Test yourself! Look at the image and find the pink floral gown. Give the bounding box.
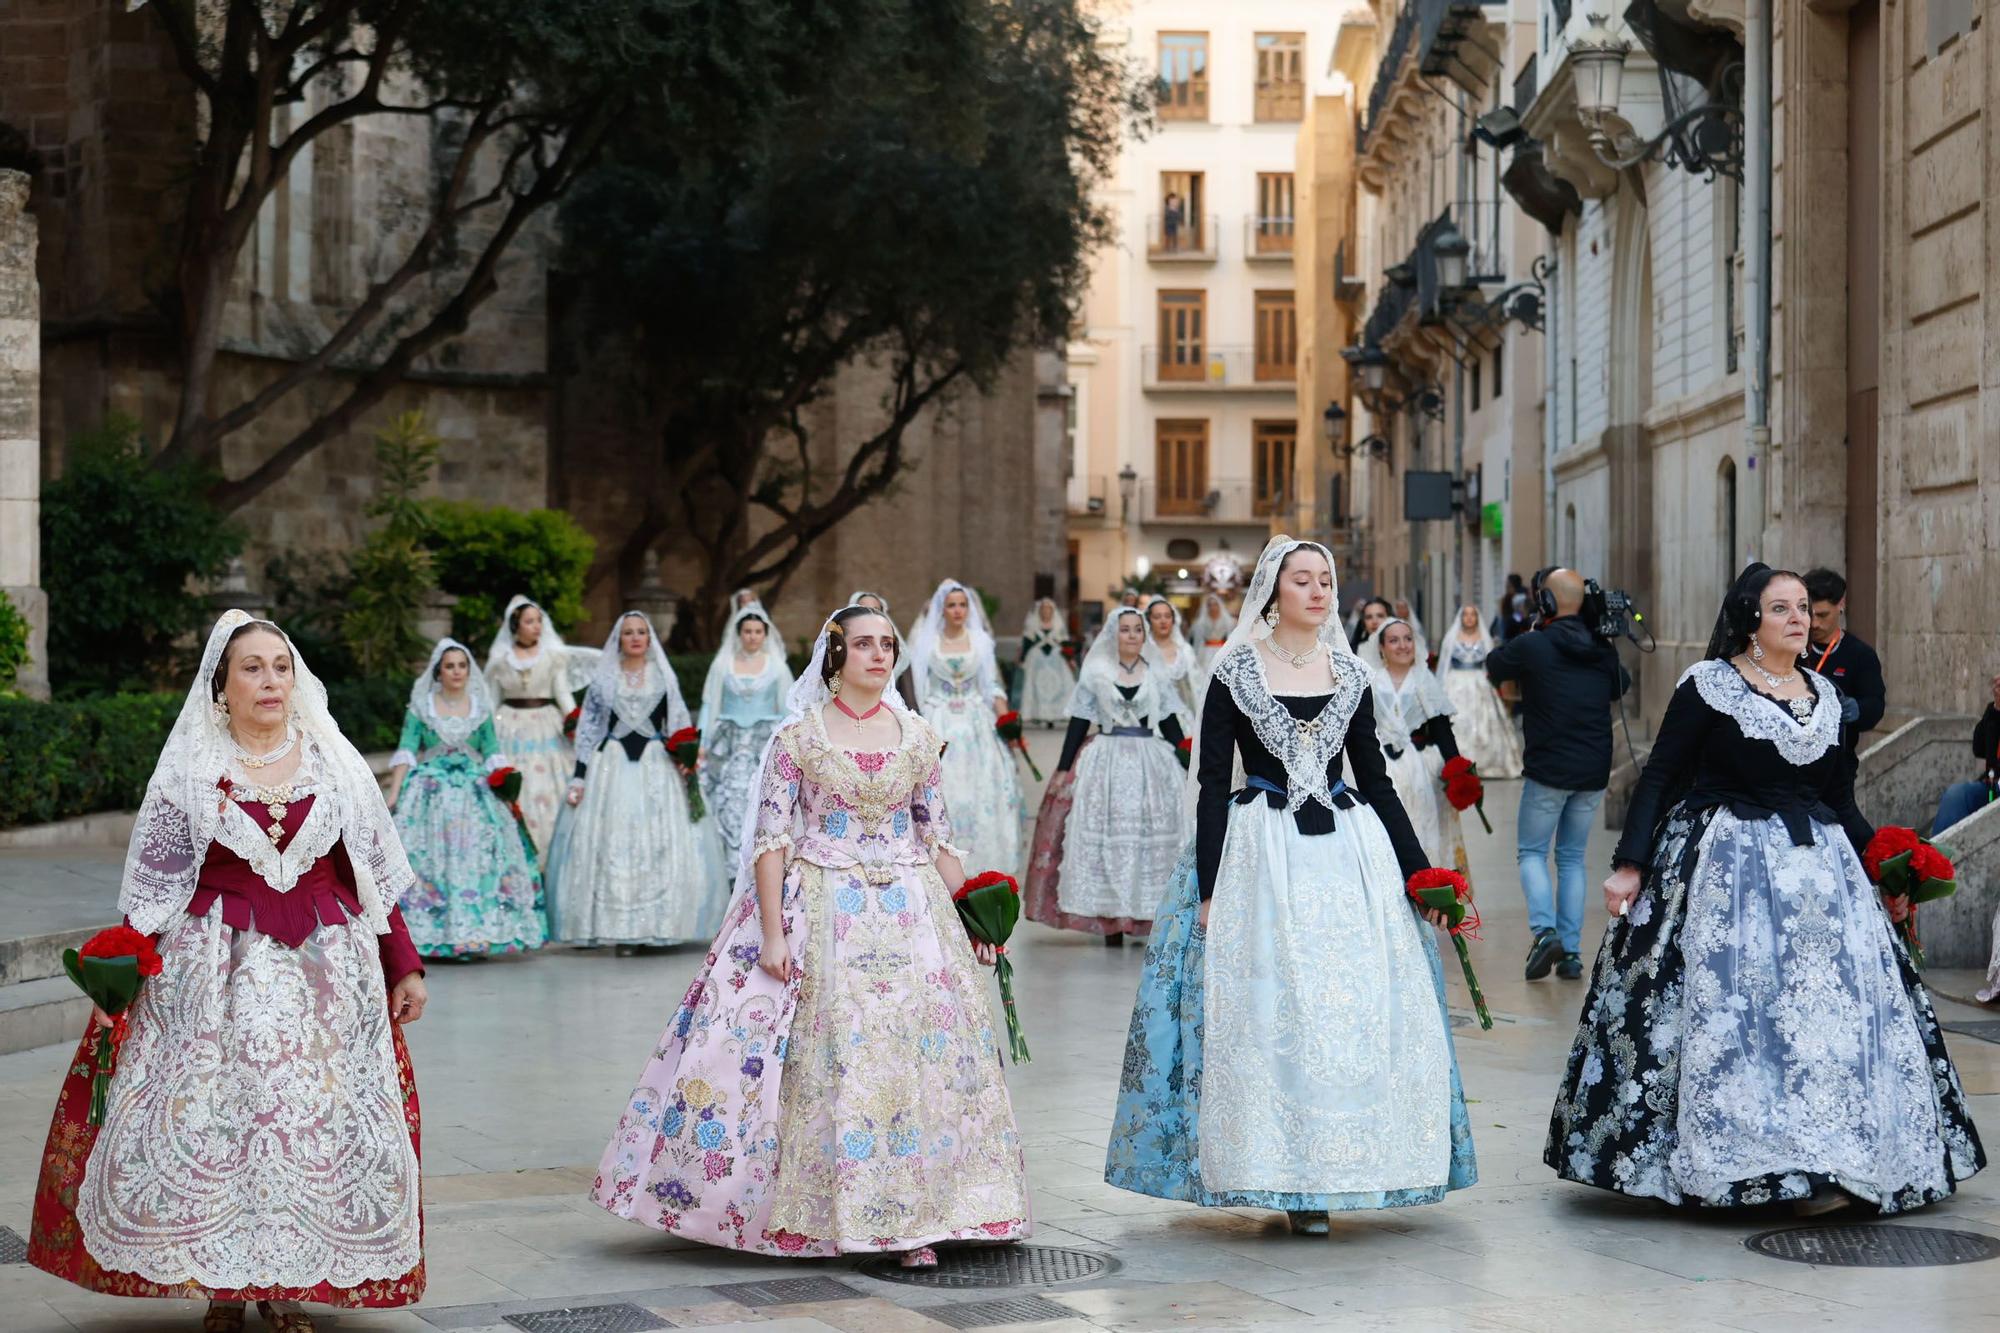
[590,708,1031,1256]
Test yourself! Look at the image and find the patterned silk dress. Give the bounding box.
[590,708,1031,1256]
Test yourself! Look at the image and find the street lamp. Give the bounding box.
[1117,463,1138,520]
[1321,401,1348,450]
[1570,16,1631,125]
[1431,220,1471,296]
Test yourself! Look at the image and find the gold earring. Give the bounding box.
[829,675,842,696]
[1263,607,1280,629]
[211,696,230,728]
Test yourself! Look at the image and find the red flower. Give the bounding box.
[1862,826,1921,883]
[80,926,163,978]
[957,869,1020,901]
[1407,867,1472,900]
[486,766,519,790]
[995,710,1021,728]
[665,727,701,751]
[1441,755,1476,781]
[1911,844,1956,884]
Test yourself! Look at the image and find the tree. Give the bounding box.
[560,0,1150,647]
[341,412,441,674]
[135,0,868,511]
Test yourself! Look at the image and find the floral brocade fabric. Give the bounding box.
[590,712,1030,1255]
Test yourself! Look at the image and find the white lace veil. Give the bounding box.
[573,610,691,763]
[1358,617,1453,749]
[1142,595,1196,675]
[1184,536,1359,813]
[1450,604,1494,653]
[121,610,411,937]
[1070,606,1180,728]
[1022,598,1063,640]
[486,594,592,710]
[908,579,1002,711]
[700,602,792,728]
[1190,592,1232,644]
[392,637,491,767]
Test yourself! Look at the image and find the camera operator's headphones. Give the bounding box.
[1535,585,1558,621]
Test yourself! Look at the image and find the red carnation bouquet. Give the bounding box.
[486,765,527,828]
[1441,756,1491,833]
[665,726,706,820]
[1862,825,1957,966]
[994,710,1044,782]
[1406,869,1492,1029]
[1175,736,1193,770]
[954,870,1030,1063]
[62,926,164,1125]
[562,706,581,740]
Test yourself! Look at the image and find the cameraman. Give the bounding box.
[1485,568,1631,981]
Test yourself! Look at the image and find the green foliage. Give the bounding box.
[0,590,29,692]
[41,415,243,696]
[261,552,361,683]
[324,675,411,754]
[421,502,596,647]
[0,693,181,829]
[341,414,441,676]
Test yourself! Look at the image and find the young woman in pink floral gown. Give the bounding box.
[590,606,1030,1267]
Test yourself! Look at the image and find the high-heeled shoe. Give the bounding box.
[256,1302,316,1331]
[1285,1209,1330,1236]
[202,1303,245,1333]
[898,1245,941,1268]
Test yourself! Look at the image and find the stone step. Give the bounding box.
[0,924,112,986]
[0,974,91,1056]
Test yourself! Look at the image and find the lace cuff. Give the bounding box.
[485,753,511,774]
[927,835,968,861]
[752,832,794,860]
[388,749,416,771]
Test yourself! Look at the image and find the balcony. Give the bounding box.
[1138,479,1281,527]
[1244,214,1296,262]
[1418,0,1507,95]
[1066,472,1109,519]
[1146,213,1219,262]
[1142,345,1296,391]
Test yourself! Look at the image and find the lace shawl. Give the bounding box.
[1683,658,1841,767]
[1209,644,1370,817]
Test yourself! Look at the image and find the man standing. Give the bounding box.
[1485,569,1630,981]
[1803,568,1885,754]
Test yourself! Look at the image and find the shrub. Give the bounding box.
[41,416,243,696]
[0,589,29,692]
[324,675,410,754]
[422,503,595,648]
[0,693,182,829]
[342,413,440,676]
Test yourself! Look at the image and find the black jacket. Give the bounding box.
[1484,615,1631,790]
[1809,632,1885,752]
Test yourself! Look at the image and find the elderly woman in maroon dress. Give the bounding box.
[28,611,428,1333]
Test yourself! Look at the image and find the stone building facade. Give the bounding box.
[1,0,1064,662]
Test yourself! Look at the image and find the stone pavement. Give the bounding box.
[1,726,1997,1332]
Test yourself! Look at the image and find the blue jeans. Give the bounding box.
[1933,781,1994,836]
[1516,779,1603,955]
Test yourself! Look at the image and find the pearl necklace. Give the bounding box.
[1261,635,1323,668]
[1741,655,1814,722]
[233,724,297,770]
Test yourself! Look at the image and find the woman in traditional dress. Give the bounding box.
[1361,618,1471,878]
[1439,605,1524,778]
[1017,597,1074,727]
[386,638,546,958]
[1024,607,1187,945]
[545,611,728,950]
[1549,564,1985,1215]
[849,590,912,700]
[698,603,794,864]
[1143,595,1200,715]
[1190,592,1233,674]
[591,605,1031,1267]
[1350,595,1393,650]
[1105,537,1476,1234]
[28,612,428,1331]
[485,596,586,868]
[909,579,1025,875]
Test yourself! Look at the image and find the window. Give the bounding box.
[1493,342,1504,398]
[1157,290,1207,381]
[1155,419,1210,515]
[1253,290,1297,381]
[1563,503,1578,568]
[1254,172,1296,255]
[1254,33,1305,122]
[1471,359,1482,411]
[1719,457,1738,581]
[1253,421,1297,516]
[1166,538,1201,561]
[1155,170,1206,254]
[1158,32,1209,121]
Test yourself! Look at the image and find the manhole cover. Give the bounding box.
[1943,1021,2000,1045]
[858,1243,1118,1288]
[1747,1224,2000,1267]
[504,1305,672,1333]
[0,1225,26,1265]
[707,1276,864,1307]
[924,1294,1079,1328]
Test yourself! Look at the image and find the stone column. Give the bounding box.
[0,170,48,699]
[623,549,680,645]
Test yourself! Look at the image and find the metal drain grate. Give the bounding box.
[923,1294,1079,1328]
[0,1225,27,1265]
[706,1275,864,1307]
[1943,1021,2000,1045]
[1747,1224,2000,1267]
[504,1304,673,1333]
[858,1243,1118,1288]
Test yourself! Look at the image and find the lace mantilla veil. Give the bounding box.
[486,594,597,707]
[1357,616,1454,751]
[572,610,692,764]
[121,610,412,937]
[1185,535,1362,815]
[700,601,792,728]
[389,636,497,770]
[908,579,1003,710]
[1069,605,1181,728]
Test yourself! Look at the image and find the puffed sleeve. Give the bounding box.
[1345,689,1430,882]
[1194,674,1236,901]
[1611,676,1716,870]
[471,715,508,772]
[911,725,966,861]
[388,709,423,772]
[751,725,807,861]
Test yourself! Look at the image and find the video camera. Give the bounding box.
[1530,567,1645,644]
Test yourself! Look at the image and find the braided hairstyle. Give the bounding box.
[1704,562,1807,660]
[820,605,900,687]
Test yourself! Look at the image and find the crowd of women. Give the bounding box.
[25,540,1985,1329]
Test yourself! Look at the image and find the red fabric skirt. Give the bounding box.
[1022,755,1150,938]
[27,1023,426,1307]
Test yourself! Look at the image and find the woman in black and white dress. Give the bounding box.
[1548,564,1984,1214]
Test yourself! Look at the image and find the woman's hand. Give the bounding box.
[90,1004,114,1030]
[1197,898,1211,930]
[1882,892,1912,924]
[973,940,999,967]
[566,780,585,807]
[389,974,428,1025]
[759,931,796,983]
[1604,865,1642,918]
